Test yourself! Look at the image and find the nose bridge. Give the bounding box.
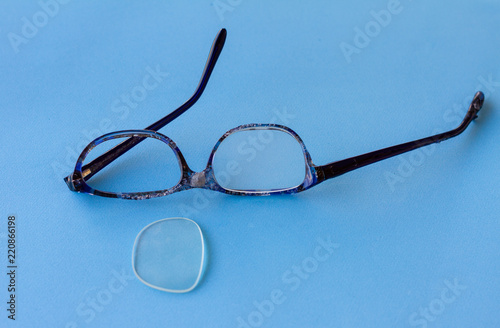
[188,170,207,188]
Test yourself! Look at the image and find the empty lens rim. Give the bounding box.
[72,130,188,199]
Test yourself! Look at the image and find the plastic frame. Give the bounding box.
[64,28,486,199]
[65,124,320,199]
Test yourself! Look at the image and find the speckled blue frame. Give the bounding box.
[64,28,486,200]
[65,124,319,199]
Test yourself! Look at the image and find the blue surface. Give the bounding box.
[1,1,499,327]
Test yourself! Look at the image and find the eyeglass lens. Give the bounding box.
[212,128,306,191]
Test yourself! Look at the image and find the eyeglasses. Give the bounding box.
[64,29,485,200]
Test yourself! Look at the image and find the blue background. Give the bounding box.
[1,1,499,327]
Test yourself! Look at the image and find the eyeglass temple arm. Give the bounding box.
[318,91,484,181]
[65,28,227,184]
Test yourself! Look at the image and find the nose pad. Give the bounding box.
[189,171,206,188]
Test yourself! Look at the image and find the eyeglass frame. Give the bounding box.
[64,28,485,199]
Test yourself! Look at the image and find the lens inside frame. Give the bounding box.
[212,127,307,191]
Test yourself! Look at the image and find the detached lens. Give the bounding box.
[132,218,205,293]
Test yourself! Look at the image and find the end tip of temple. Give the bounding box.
[471,91,485,120]
[211,28,227,56]
[218,28,227,42]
